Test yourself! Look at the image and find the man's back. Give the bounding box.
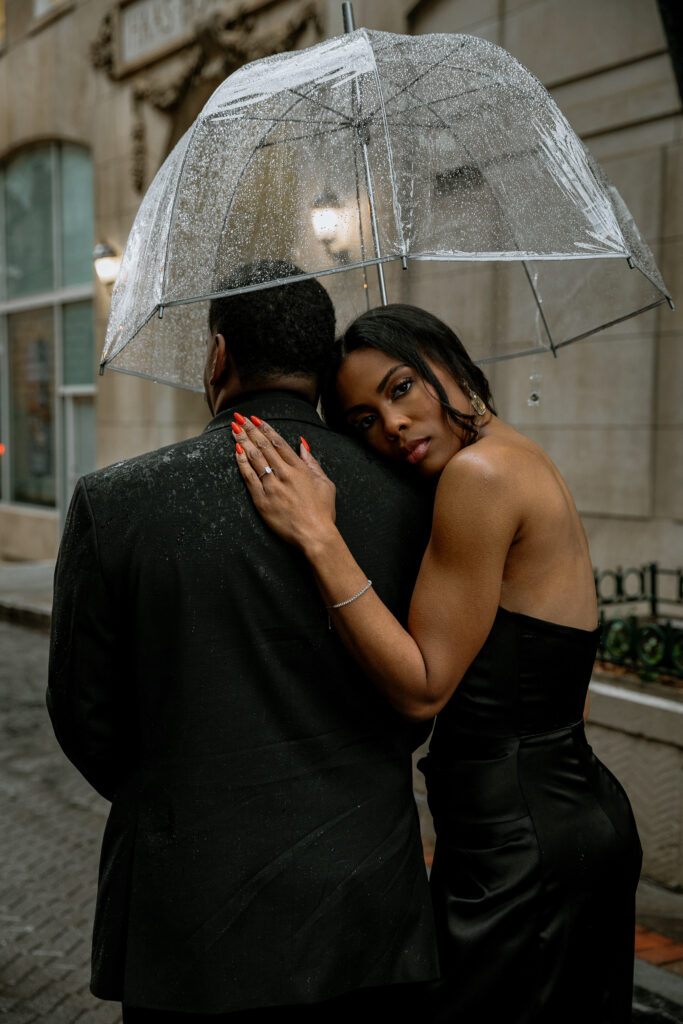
[48,390,437,1015]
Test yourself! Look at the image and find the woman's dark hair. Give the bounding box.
[320,304,495,445]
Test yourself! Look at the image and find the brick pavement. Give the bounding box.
[0,621,120,1023]
[636,928,683,976]
[3,617,683,1022]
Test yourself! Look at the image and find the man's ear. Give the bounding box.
[209,333,228,385]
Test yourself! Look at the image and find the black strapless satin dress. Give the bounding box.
[420,607,642,1024]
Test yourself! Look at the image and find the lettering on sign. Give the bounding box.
[120,0,226,67]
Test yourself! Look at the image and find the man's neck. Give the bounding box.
[213,376,317,415]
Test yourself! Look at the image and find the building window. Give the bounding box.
[8,308,55,505]
[5,147,54,299]
[0,143,95,509]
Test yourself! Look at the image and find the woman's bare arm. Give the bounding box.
[234,417,519,720]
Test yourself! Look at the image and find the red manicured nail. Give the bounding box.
[231,421,242,434]
[235,443,244,455]
[250,415,263,427]
[234,412,247,424]
[300,436,310,452]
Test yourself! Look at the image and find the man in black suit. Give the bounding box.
[47,262,438,1022]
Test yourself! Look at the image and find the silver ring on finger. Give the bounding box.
[257,466,273,480]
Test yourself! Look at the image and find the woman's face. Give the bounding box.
[335,347,471,477]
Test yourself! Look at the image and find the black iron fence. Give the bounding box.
[595,564,683,681]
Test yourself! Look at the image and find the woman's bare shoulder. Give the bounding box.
[429,437,524,544]
[439,431,535,495]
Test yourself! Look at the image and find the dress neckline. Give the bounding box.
[497,605,600,637]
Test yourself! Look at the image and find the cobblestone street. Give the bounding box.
[0,621,120,1023]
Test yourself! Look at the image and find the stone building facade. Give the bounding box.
[0,0,680,573]
[404,0,682,580]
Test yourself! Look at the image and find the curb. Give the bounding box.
[634,959,683,1022]
[0,600,51,632]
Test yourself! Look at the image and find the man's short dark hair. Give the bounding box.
[208,260,335,385]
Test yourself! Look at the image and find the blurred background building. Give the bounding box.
[0,0,680,573]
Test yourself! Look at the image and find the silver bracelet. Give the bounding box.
[327,580,373,610]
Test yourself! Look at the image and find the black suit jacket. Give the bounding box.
[47,390,438,1014]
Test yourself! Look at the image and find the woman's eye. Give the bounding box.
[354,414,376,433]
[392,377,413,398]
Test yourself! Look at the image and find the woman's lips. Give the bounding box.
[405,439,430,465]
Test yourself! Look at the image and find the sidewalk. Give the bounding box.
[2,561,683,1021]
[0,560,53,630]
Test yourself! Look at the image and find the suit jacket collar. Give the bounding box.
[204,389,324,436]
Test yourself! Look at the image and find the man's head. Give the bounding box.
[204,260,335,415]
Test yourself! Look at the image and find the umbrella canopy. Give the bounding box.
[101,27,671,391]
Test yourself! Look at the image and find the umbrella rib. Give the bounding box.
[368,40,407,264]
[228,45,486,154]
[100,304,160,369]
[475,344,552,366]
[206,114,343,124]
[256,122,354,149]
[555,296,669,348]
[414,92,580,346]
[307,46,480,135]
[101,362,206,394]
[419,95,543,270]
[213,81,335,287]
[377,79,537,135]
[316,42,504,256]
[619,250,673,304]
[380,85,508,123]
[286,86,353,125]
[352,103,371,307]
[376,45,498,118]
[159,114,210,307]
[109,31,672,384]
[521,260,557,353]
[159,255,407,309]
[375,44,474,112]
[205,80,352,127]
[213,64,493,139]
[209,46,502,293]
[351,29,388,302]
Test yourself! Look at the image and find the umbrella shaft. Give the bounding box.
[342,2,355,33]
[344,5,388,307]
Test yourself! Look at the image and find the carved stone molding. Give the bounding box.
[91,1,323,193]
[90,9,115,74]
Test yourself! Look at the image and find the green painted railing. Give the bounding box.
[594,564,683,681]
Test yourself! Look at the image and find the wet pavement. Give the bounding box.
[1,601,683,1021]
[0,562,53,631]
[0,620,119,1023]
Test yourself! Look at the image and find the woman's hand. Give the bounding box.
[233,415,337,554]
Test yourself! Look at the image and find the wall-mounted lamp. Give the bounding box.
[93,242,122,285]
[311,191,353,264]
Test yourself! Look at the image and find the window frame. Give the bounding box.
[0,141,95,512]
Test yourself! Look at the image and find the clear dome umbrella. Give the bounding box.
[100,8,672,392]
